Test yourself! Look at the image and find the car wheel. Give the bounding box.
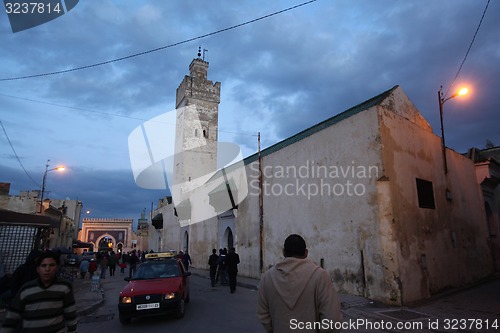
[175,298,185,318]
[119,314,131,325]
[185,291,190,303]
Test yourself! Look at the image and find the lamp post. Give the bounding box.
[39,160,65,214]
[438,86,468,174]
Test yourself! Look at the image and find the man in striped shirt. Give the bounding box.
[1,250,77,333]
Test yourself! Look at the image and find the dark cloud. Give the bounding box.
[1,0,499,219]
[0,165,167,220]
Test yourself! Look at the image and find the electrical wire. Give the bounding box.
[0,0,317,82]
[444,0,490,98]
[0,92,154,122]
[0,120,41,188]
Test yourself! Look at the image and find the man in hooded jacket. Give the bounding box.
[257,234,342,332]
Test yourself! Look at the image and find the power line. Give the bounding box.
[0,120,41,188]
[0,0,317,82]
[0,92,153,122]
[445,0,490,98]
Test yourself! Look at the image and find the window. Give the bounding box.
[194,129,198,137]
[416,178,435,209]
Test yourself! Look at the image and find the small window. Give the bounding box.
[416,178,435,209]
[203,129,208,138]
[194,129,198,137]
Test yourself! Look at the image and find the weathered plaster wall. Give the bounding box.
[232,107,398,301]
[377,88,493,304]
[157,204,181,252]
[0,193,37,214]
[184,215,219,268]
[230,160,264,278]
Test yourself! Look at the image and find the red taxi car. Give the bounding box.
[118,252,191,324]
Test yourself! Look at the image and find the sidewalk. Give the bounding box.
[188,268,500,332]
[71,275,104,317]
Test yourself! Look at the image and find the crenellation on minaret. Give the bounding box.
[176,59,220,109]
[189,58,208,80]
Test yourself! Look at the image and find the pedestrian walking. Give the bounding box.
[257,234,343,333]
[183,251,192,271]
[119,257,127,275]
[100,255,109,279]
[120,253,129,274]
[88,258,97,278]
[128,250,139,278]
[1,250,78,333]
[79,258,89,279]
[208,248,219,287]
[226,247,240,293]
[216,248,227,286]
[108,251,117,276]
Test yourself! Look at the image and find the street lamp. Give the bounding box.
[438,86,468,174]
[39,160,65,214]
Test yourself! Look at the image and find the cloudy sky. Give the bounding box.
[0,0,499,224]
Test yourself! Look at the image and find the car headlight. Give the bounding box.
[120,296,132,304]
[164,293,176,300]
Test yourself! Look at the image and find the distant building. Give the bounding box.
[136,209,149,251]
[0,183,82,273]
[79,218,135,254]
[150,57,494,305]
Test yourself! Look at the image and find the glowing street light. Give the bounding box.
[39,160,65,214]
[438,86,469,174]
[457,87,469,96]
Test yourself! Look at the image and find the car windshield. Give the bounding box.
[133,261,180,280]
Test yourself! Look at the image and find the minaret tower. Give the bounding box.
[173,48,221,196]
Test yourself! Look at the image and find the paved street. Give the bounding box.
[77,270,262,333]
[75,268,500,332]
[1,268,499,332]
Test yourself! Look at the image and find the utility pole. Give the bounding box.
[258,132,264,273]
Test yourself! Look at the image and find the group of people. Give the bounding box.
[208,247,240,293]
[77,251,116,280]
[77,249,194,281]
[78,250,141,280]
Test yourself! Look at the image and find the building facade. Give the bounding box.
[149,58,495,305]
[0,183,82,274]
[79,218,135,254]
[0,183,81,249]
[136,209,149,251]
